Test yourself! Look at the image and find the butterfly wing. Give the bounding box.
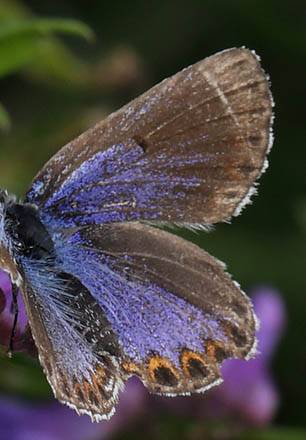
[19,259,124,421]
[26,48,273,228]
[52,222,257,396]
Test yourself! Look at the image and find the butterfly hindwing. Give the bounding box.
[52,222,257,396]
[26,48,272,228]
[19,259,124,421]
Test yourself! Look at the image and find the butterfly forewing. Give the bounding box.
[26,48,273,228]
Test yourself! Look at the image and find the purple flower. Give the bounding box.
[0,270,35,355]
[0,378,145,440]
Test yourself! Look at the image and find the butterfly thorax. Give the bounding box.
[0,190,54,284]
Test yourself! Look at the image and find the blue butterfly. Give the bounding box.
[0,48,273,421]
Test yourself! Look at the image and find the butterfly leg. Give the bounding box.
[8,283,19,357]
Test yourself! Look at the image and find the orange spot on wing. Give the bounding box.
[83,380,94,397]
[206,341,216,359]
[95,366,105,381]
[148,356,178,382]
[90,372,101,391]
[180,350,207,376]
[121,360,140,374]
[205,339,228,363]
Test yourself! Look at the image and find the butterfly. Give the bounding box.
[0,47,273,421]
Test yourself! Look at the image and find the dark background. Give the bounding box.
[1,0,306,437]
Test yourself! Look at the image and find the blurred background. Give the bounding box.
[0,1,305,439]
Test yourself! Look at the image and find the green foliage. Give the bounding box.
[0,1,94,129]
[0,18,93,78]
[242,428,306,440]
[0,103,10,131]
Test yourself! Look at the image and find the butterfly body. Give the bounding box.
[0,48,273,421]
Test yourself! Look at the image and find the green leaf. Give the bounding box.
[0,18,94,41]
[0,32,40,77]
[0,103,11,131]
[0,0,32,22]
[0,19,94,78]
